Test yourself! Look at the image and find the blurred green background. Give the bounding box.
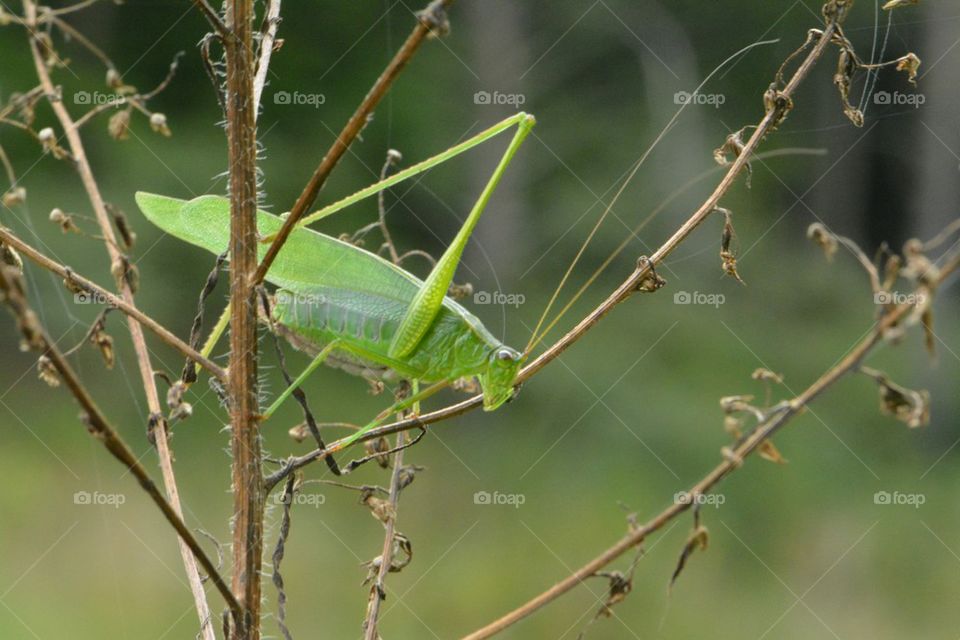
[1,1,959,638]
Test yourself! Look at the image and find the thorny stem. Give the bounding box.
[252,0,455,286]
[223,0,263,637]
[22,3,218,637]
[0,266,242,622]
[263,6,844,488]
[0,227,228,381]
[460,248,960,640]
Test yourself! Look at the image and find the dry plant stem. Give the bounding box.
[252,0,455,286]
[0,267,242,622]
[264,12,842,487]
[0,227,227,381]
[363,432,407,640]
[223,0,263,637]
[22,3,217,636]
[252,0,281,116]
[461,250,960,640]
[192,0,227,34]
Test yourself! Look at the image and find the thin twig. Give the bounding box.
[252,0,454,286]
[460,248,960,640]
[23,4,219,636]
[192,0,227,35]
[272,475,296,640]
[253,0,281,118]
[363,430,407,640]
[0,226,227,381]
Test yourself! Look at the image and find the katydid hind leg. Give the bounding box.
[388,114,536,360]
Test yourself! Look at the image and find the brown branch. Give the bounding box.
[0,226,227,381]
[22,4,219,637]
[223,0,263,637]
[460,247,960,640]
[251,0,454,286]
[0,265,242,622]
[192,0,227,35]
[263,5,843,488]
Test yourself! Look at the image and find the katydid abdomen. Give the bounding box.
[271,285,497,386]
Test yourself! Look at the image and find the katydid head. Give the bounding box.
[479,345,524,411]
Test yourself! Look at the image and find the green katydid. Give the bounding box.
[136,112,536,451]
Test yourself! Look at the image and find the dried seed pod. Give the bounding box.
[90,325,115,369]
[807,222,838,261]
[896,53,921,85]
[670,524,709,587]
[149,112,171,137]
[361,488,396,524]
[0,242,22,270]
[758,440,787,464]
[751,368,784,384]
[108,109,131,140]
[719,395,754,414]
[49,208,80,234]
[2,186,26,207]
[37,355,60,387]
[288,423,309,442]
[109,205,136,249]
[717,208,746,284]
[364,436,392,469]
[877,377,930,428]
[111,255,139,293]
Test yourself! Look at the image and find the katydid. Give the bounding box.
[136,113,535,449]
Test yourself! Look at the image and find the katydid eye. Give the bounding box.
[496,348,516,362]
